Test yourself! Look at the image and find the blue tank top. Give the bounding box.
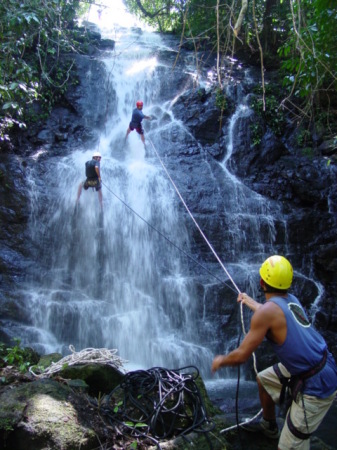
[269,294,337,398]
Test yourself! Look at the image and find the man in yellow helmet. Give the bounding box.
[211,255,337,449]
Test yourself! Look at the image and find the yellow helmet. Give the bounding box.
[259,255,293,290]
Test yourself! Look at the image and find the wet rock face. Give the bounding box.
[171,84,337,357]
[1,29,337,361]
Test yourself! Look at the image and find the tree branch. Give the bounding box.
[233,0,248,37]
[135,0,167,19]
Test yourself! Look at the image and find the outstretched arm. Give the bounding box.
[211,304,272,372]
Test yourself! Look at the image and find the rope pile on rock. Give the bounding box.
[30,345,126,377]
[100,366,215,449]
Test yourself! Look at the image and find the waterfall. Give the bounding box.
[6,2,322,385]
[13,4,213,376]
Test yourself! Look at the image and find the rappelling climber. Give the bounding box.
[211,255,337,449]
[76,151,103,209]
[125,100,151,145]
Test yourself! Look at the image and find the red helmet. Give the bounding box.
[136,101,143,108]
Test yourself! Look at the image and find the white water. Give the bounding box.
[11,3,215,376]
[7,1,322,383]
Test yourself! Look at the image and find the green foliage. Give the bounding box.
[278,0,337,131]
[250,122,263,146]
[215,87,227,111]
[0,418,15,432]
[114,400,123,413]
[250,85,286,139]
[296,129,312,147]
[0,338,31,373]
[125,421,148,428]
[0,0,86,142]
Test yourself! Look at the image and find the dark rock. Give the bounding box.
[0,379,98,450]
[172,88,225,144]
[60,364,124,396]
[318,139,337,156]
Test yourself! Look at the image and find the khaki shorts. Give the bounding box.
[258,364,337,450]
[83,179,102,191]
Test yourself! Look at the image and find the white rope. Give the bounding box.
[149,137,261,417]
[30,345,127,377]
[148,138,241,295]
[220,408,263,433]
[239,301,258,375]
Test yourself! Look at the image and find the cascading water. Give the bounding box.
[13,4,214,375]
[2,5,334,446]
[7,2,322,387]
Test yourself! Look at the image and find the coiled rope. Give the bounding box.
[29,345,126,377]
[100,366,215,449]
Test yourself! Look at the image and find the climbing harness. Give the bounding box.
[274,349,327,407]
[99,366,215,449]
[273,349,328,438]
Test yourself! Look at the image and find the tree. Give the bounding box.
[279,0,337,134]
[0,0,85,144]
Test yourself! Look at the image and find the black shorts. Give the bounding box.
[83,179,102,191]
[129,122,144,135]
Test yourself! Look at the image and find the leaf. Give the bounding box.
[3,102,18,110]
[124,422,148,428]
[18,83,28,92]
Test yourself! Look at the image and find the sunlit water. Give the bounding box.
[6,4,332,446]
[6,1,323,393]
[11,2,214,377]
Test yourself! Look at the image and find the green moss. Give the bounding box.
[38,353,63,369]
[0,417,15,432]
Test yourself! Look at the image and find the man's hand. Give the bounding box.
[238,292,261,312]
[211,355,225,373]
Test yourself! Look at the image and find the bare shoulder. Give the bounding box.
[252,301,282,324]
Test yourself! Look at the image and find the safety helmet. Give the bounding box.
[259,255,293,290]
[136,101,143,108]
[93,151,101,158]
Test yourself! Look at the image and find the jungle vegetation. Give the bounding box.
[0,0,90,144]
[1,0,336,145]
[124,0,337,142]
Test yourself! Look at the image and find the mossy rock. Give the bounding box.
[38,352,63,369]
[59,363,124,396]
[0,378,98,450]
